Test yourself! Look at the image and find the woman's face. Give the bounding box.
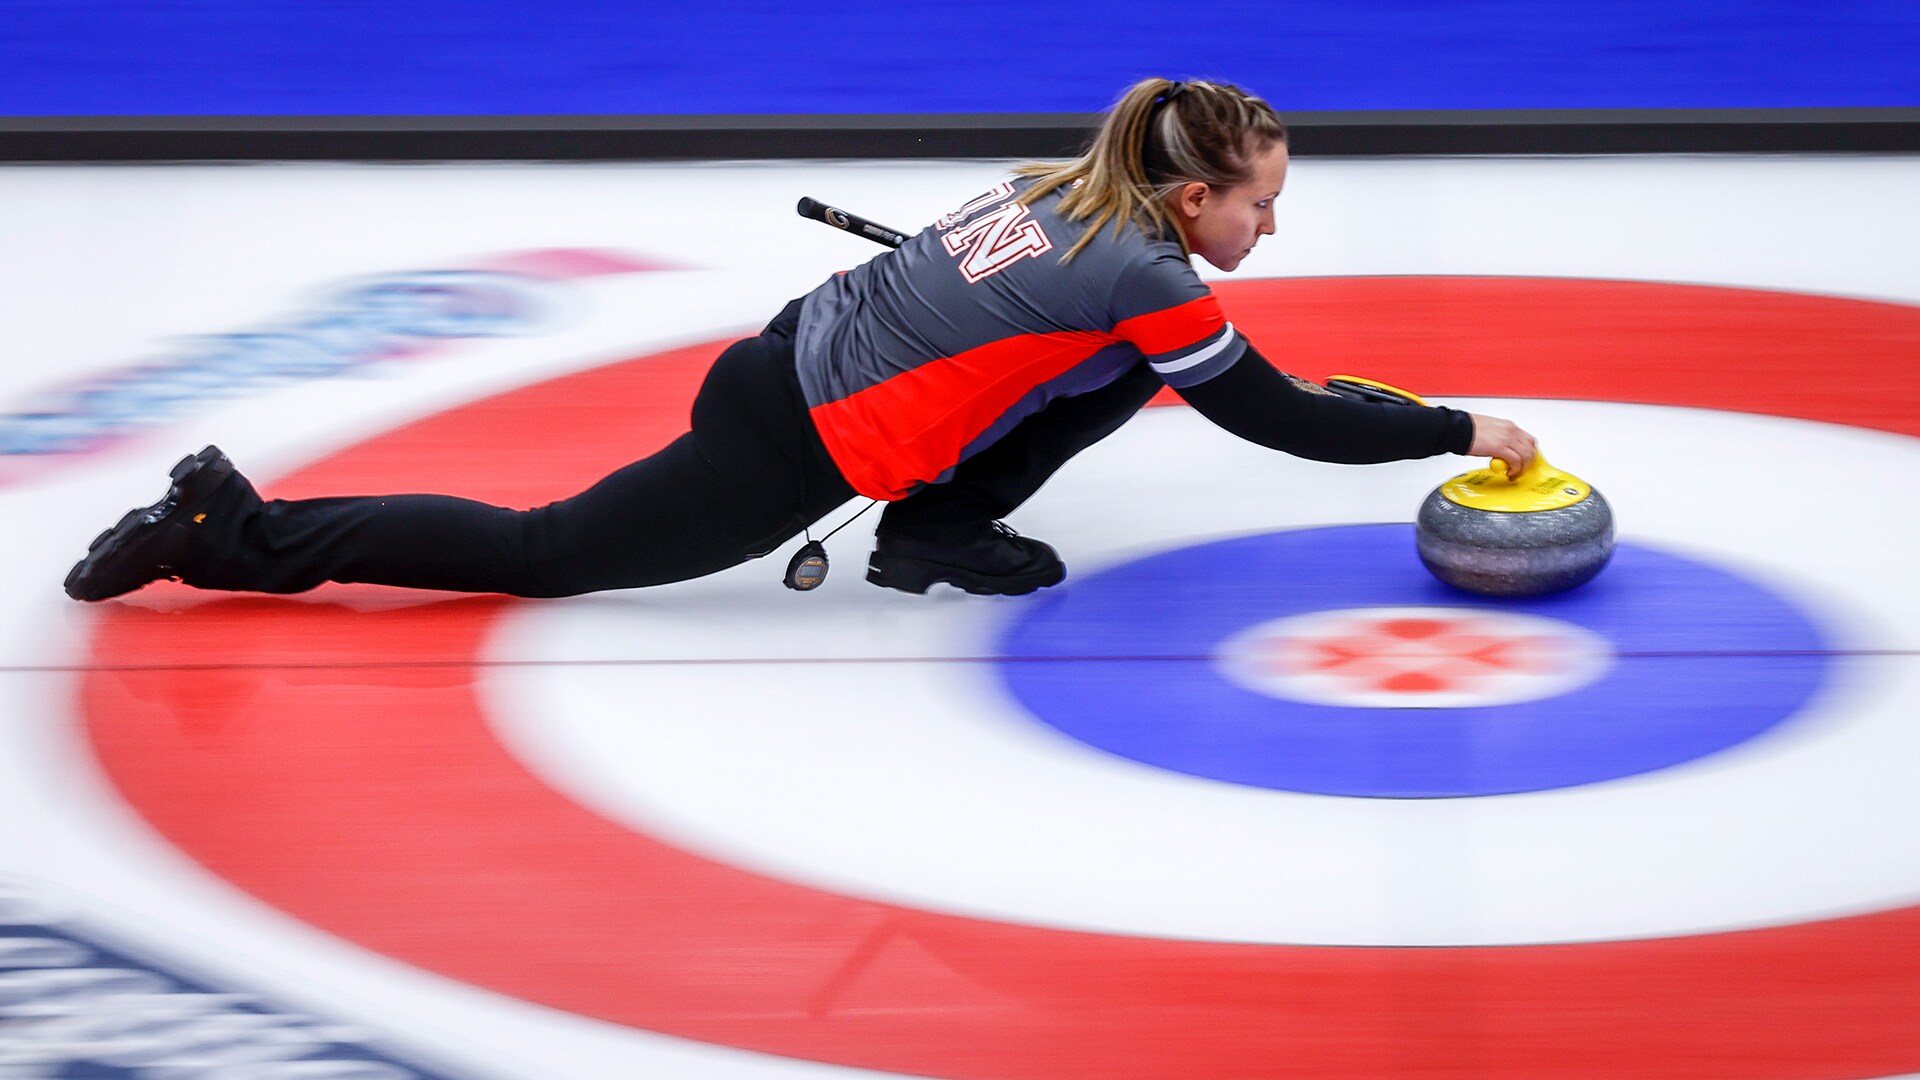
[1169,141,1290,272]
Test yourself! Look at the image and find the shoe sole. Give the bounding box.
[63,447,234,601]
[866,552,1065,596]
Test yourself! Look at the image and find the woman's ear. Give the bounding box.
[1171,180,1212,221]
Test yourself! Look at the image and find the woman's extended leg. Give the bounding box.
[68,323,854,600]
[178,430,805,596]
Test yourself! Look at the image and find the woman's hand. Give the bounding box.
[1468,413,1539,479]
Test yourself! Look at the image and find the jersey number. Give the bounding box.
[940,199,1054,283]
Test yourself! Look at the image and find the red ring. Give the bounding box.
[83,279,1920,1077]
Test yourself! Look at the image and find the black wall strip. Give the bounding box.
[2,109,1916,161]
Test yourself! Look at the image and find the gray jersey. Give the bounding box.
[794,178,1247,499]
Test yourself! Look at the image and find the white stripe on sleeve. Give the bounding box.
[1148,323,1238,375]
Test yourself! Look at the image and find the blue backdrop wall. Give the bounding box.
[4,0,1918,116]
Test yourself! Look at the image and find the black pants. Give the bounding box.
[181,305,1163,597]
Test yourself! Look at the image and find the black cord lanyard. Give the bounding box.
[783,499,878,591]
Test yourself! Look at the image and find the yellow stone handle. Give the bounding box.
[1323,375,1574,501]
[1487,452,1549,484]
[1442,453,1591,513]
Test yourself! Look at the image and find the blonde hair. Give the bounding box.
[1016,77,1288,261]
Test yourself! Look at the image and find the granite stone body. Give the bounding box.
[1415,487,1615,597]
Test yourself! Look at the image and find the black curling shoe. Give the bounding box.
[64,446,238,602]
[867,520,1065,596]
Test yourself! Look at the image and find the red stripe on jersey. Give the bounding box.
[812,329,1116,500]
[1112,294,1227,356]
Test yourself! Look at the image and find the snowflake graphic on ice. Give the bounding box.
[1215,606,1612,709]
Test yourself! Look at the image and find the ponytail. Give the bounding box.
[1016,77,1288,261]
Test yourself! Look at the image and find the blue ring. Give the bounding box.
[995,525,1834,797]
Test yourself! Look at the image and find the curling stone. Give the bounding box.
[1415,455,1613,597]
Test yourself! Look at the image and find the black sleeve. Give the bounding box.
[1173,344,1475,464]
